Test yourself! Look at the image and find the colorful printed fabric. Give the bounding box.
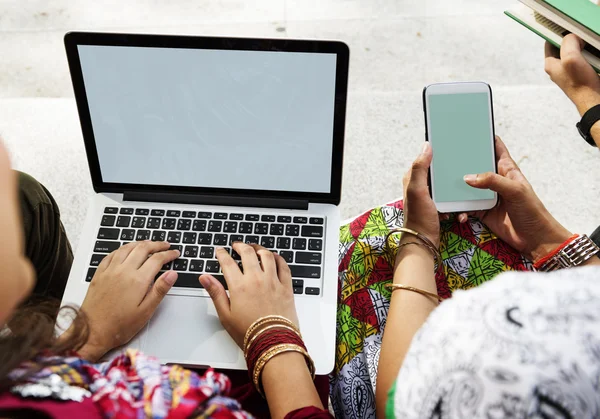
[329,200,532,419]
[9,349,253,419]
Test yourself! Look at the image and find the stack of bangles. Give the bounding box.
[384,227,445,304]
[244,315,315,397]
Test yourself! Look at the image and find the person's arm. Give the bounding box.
[375,240,437,417]
[262,352,323,418]
[375,143,441,417]
[544,34,600,147]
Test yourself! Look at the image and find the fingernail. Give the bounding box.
[463,174,477,182]
[422,142,430,154]
[215,247,224,253]
[164,270,177,286]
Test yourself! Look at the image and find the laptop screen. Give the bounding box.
[77,45,337,194]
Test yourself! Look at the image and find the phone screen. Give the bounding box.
[427,91,495,203]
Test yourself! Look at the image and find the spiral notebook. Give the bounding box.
[505,0,600,72]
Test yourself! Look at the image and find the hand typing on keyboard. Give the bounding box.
[70,241,180,361]
[199,242,299,348]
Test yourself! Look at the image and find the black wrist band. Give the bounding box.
[577,103,600,147]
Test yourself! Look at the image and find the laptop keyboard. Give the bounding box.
[88,206,325,296]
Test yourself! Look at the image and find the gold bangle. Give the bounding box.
[243,324,301,358]
[386,227,442,271]
[243,315,300,351]
[385,283,442,303]
[252,343,316,397]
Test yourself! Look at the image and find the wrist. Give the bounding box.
[528,223,573,262]
[572,89,600,116]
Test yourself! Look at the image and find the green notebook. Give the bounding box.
[505,0,600,72]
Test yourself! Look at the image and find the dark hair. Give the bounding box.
[0,298,89,391]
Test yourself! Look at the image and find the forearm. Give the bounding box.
[573,90,600,147]
[375,239,438,418]
[262,352,323,419]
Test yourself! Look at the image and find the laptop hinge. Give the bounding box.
[123,191,310,211]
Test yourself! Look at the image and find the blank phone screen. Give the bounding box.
[427,92,495,202]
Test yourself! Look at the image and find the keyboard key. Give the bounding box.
[305,287,320,295]
[224,222,238,233]
[147,217,161,229]
[254,223,269,235]
[293,216,308,224]
[120,208,134,214]
[135,208,149,215]
[277,215,292,223]
[230,213,244,220]
[229,234,244,245]
[239,222,253,234]
[169,272,226,289]
[245,235,259,244]
[104,207,118,214]
[261,215,275,222]
[173,259,188,271]
[183,232,197,244]
[120,229,135,241]
[94,241,120,253]
[169,244,183,253]
[290,265,321,279]
[214,213,227,219]
[295,252,322,265]
[309,217,324,225]
[162,218,176,230]
[286,225,300,236]
[198,233,212,244]
[101,215,116,227]
[200,247,214,258]
[197,212,212,219]
[214,234,228,246]
[184,245,199,258]
[136,230,151,241]
[270,224,284,235]
[246,214,260,221]
[151,209,165,216]
[208,221,222,232]
[132,217,146,228]
[97,228,119,240]
[122,242,131,246]
[193,220,207,231]
[261,236,275,249]
[308,239,323,251]
[151,230,166,241]
[292,238,307,250]
[86,268,96,282]
[90,254,106,267]
[116,216,131,227]
[302,226,324,237]
[206,260,220,273]
[167,231,182,243]
[280,251,293,263]
[232,250,241,260]
[189,259,204,272]
[163,261,173,270]
[276,237,291,249]
[292,279,304,287]
[177,219,192,231]
[167,210,181,217]
[182,211,196,218]
[293,287,303,294]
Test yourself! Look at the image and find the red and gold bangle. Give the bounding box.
[533,234,579,270]
[243,315,301,350]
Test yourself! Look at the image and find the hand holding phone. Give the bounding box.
[423,82,498,212]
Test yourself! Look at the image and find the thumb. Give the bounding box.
[199,275,230,319]
[409,142,433,188]
[142,270,177,314]
[463,172,522,198]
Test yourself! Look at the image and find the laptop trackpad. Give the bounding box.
[144,295,239,365]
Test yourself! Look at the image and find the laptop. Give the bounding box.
[60,32,349,373]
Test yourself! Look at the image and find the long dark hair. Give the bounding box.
[0,298,89,391]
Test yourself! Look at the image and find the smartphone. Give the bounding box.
[423,82,498,213]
